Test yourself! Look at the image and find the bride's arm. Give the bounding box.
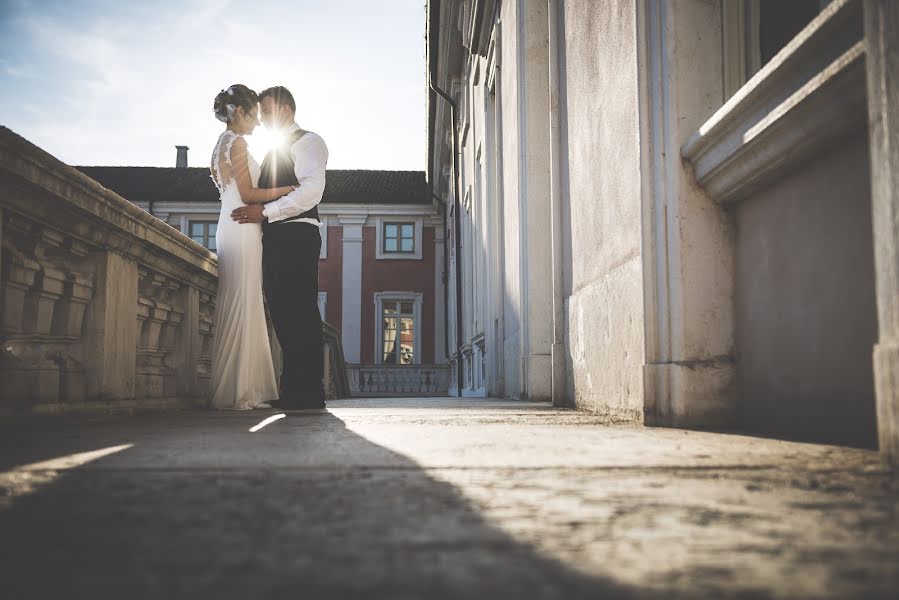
[230,137,294,204]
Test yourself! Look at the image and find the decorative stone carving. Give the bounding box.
[52,271,94,338]
[197,291,215,396]
[136,267,184,398]
[1,239,39,335]
[0,340,61,407]
[0,215,100,408]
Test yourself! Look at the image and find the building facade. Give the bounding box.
[79,162,450,396]
[428,0,899,458]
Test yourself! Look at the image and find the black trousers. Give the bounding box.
[262,223,324,404]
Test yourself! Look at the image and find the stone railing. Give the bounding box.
[0,126,346,413]
[323,322,350,400]
[347,363,451,397]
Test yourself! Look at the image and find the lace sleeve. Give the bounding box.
[210,130,239,192]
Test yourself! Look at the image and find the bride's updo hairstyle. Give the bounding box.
[213,84,260,123]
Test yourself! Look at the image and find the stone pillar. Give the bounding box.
[434,221,446,363]
[639,0,737,427]
[175,285,200,399]
[82,250,138,400]
[864,0,899,463]
[547,0,568,407]
[518,0,553,401]
[339,215,366,363]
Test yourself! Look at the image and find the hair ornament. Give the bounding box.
[215,103,237,123]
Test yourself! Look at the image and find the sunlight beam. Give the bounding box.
[249,413,286,432]
[15,444,135,472]
[0,443,135,510]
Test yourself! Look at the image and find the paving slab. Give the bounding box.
[0,397,897,599]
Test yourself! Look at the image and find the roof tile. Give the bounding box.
[75,167,430,206]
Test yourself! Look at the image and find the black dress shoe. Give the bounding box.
[299,401,326,410]
[270,398,324,410]
[295,395,326,409]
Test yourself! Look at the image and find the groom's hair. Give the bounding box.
[259,86,296,114]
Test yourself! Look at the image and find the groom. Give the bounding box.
[231,85,328,409]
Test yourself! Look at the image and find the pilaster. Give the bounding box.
[339,214,367,363]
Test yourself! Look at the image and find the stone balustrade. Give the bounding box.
[323,322,350,400]
[0,126,346,413]
[347,363,451,396]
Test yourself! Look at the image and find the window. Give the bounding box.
[722,0,830,98]
[382,300,415,364]
[757,0,829,67]
[190,221,217,251]
[318,292,327,321]
[383,222,415,254]
[374,292,422,365]
[375,218,423,260]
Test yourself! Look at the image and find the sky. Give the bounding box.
[0,0,427,170]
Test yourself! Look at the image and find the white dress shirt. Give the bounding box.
[261,122,328,227]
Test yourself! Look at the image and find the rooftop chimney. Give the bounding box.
[175,145,189,168]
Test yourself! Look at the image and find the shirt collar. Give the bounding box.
[282,122,301,136]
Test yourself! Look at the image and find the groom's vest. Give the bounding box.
[258,129,320,227]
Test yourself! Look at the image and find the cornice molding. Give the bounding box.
[682,0,865,203]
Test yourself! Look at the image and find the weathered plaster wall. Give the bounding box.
[736,133,878,447]
[561,0,644,419]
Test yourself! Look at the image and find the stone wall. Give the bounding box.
[678,0,880,444]
[736,134,877,447]
[0,126,217,412]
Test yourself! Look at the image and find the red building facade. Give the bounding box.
[77,165,449,395]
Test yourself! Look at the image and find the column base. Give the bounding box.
[643,359,738,428]
[874,341,899,464]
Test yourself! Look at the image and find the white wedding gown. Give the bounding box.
[208,130,279,410]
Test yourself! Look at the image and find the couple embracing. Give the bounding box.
[208,84,326,411]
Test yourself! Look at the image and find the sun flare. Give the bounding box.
[247,128,286,160]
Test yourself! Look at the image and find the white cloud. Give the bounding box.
[2,0,426,170]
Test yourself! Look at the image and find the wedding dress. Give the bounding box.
[208,130,279,410]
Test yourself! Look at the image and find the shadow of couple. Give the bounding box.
[0,409,653,599]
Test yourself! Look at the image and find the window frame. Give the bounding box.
[382,222,416,255]
[375,217,423,260]
[721,0,832,99]
[373,291,423,365]
[188,220,218,251]
[318,291,327,322]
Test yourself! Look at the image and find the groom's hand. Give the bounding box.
[231,205,265,224]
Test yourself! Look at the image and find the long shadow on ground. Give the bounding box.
[1,410,652,600]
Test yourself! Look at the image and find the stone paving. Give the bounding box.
[1,397,897,599]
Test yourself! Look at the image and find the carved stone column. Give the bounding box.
[197,291,215,395]
[1,245,39,334]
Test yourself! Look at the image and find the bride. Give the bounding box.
[208,84,294,410]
